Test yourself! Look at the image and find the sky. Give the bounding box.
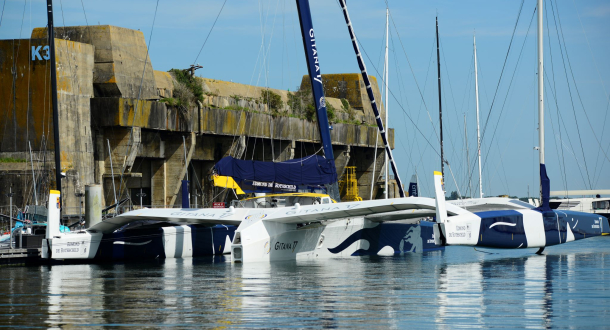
[1,0,609,198]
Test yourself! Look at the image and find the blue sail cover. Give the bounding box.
[215,156,337,193]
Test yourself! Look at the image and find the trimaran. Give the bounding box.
[42,0,607,263]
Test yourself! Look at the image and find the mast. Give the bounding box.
[464,115,471,198]
[436,17,445,186]
[384,8,389,199]
[295,0,341,202]
[537,0,550,210]
[47,0,62,205]
[337,0,405,197]
[474,33,483,198]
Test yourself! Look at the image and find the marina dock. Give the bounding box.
[0,248,41,266]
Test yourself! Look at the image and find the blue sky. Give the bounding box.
[1,0,609,198]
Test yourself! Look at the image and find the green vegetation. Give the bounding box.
[326,102,336,122]
[168,68,204,109]
[304,104,317,121]
[223,105,255,113]
[0,157,26,163]
[159,97,178,106]
[261,89,284,116]
[340,98,350,111]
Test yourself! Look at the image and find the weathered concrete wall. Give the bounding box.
[198,107,394,148]
[300,73,386,122]
[202,78,290,104]
[32,26,158,100]
[0,38,95,211]
[155,70,173,98]
[2,25,401,213]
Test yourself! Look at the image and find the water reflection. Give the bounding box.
[0,238,609,328]
[436,257,484,329]
[46,264,105,328]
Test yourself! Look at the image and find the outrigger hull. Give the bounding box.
[43,224,235,261]
[438,209,609,249]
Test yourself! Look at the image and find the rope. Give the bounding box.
[192,0,228,65]
[571,0,610,183]
[116,0,160,206]
[550,0,593,189]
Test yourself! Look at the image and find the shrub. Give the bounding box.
[305,104,317,121]
[168,68,204,109]
[261,89,283,112]
[326,101,336,122]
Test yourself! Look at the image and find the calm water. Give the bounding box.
[1,237,609,329]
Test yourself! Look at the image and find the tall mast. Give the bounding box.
[464,114,471,198]
[337,0,405,197]
[537,0,544,166]
[436,17,444,186]
[474,33,483,198]
[47,0,62,204]
[537,0,550,210]
[295,0,340,202]
[384,8,389,199]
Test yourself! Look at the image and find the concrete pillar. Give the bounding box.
[85,185,102,228]
[151,160,166,207]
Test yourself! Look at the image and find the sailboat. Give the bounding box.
[432,0,609,253]
[42,0,451,263]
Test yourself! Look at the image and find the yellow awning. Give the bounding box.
[213,175,245,195]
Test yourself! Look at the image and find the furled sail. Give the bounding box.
[214,156,337,193]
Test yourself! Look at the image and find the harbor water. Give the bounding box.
[1,236,609,329]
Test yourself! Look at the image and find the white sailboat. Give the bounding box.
[433,0,609,252]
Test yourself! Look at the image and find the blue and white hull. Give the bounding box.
[438,209,609,249]
[95,224,236,260]
[43,224,236,261]
[231,218,440,263]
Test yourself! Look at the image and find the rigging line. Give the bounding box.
[116,0,160,202]
[480,76,533,198]
[478,0,526,145]
[26,0,32,150]
[3,0,28,151]
[459,60,474,195]
[390,28,418,179]
[458,52,475,118]
[550,0,592,190]
[464,4,534,195]
[405,37,436,176]
[554,1,610,179]
[376,17,388,83]
[545,67,589,190]
[439,36,465,165]
[544,73,568,192]
[387,26,431,195]
[193,0,228,65]
[79,0,89,26]
[227,0,271,158]
[439,74,462,182]
[0,0,5,28]
[359,41,440,157]
[571,0,610,182]
[250,0,278,160]
[544,2,568,192]
[480,5,536,181]
[386,10,440,144]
